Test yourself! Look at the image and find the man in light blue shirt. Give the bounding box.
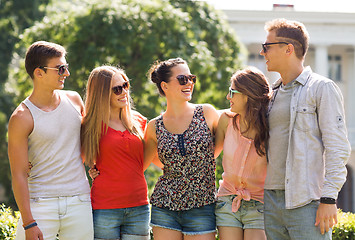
[260,18,351,239]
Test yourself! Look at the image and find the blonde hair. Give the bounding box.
[81,66,144,167]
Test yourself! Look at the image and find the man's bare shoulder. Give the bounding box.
[62,90,82,102]
[60,90,84,114]
[8,103,34,134]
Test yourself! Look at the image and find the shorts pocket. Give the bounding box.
[77,194,91,202]
[254,201,264,214]
[215,200,227,211]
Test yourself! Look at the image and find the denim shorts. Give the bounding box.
[93,204,150,240]
[215,195,264,230]
[150,203,216,235]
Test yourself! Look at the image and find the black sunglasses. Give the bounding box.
[176,75,197,85]
[112,81,130,95]
[39,64,69,76]
[262,42,289,53]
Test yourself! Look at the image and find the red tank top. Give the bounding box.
[91,112,148,209]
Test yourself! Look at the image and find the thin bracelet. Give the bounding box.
[24,221,37,230]
[22,219,35,228]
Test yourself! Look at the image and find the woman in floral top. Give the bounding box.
[144,58,220,240]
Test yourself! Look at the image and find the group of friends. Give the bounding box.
[7,18,351,240]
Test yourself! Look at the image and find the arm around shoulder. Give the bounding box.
[143,119,162,171]
[202,103,220,136]
[214,112,230,158]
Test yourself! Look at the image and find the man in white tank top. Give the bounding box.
[8,41,93,240]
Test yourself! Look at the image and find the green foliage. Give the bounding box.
[11,0,243,119]
[333,209,355,239]
[0,204,19,240]
[5,0,244,209]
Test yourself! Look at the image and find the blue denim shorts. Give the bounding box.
[150,203,216,235]
[93,204,150,240]
[215,195,264,230]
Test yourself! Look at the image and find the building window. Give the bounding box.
[328,55,342,81]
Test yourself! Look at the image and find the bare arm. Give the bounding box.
[202,104,220,136]
[214,112,229,158]
[143,120,163,171]
[8,105,43,239]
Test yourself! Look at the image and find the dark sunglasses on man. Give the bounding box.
[261,42,289,53]
[39,64,69,76]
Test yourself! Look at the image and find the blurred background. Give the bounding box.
[0,0,354,212]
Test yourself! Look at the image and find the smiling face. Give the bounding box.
[38,56,69,90]
[227,81,248,115]
[260,30,288,73]
[163,63,195,101]
[110,73,129,110]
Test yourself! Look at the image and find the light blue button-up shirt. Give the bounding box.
[268,66,351,209]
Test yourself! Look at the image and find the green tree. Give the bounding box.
[12,0,243,117]
[7,0,244,208]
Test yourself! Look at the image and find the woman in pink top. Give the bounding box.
[215,67,271,240]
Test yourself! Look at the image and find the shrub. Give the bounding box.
[0,204,19,240]
[333,209,355,239]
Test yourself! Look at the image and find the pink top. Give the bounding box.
[217,115,267,212]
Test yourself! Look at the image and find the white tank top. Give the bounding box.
[23,90,90,198]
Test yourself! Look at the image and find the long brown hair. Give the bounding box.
[81,66,144,167]
[231,67,271,156]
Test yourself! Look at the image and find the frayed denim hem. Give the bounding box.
[150,223,216,236]
[150,223,181,233]
[183,229,216,236]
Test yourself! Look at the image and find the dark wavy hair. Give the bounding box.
[231,67,271,156]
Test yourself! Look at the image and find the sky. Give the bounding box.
[204,0,355,13]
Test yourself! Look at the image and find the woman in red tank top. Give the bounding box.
[81,66,150,240]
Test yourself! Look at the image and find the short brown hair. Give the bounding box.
[265,18,309,59]
[25,41,66,79]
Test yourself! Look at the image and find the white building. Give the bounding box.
[223,5,355,212]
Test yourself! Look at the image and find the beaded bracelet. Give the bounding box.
[24,221,37,230]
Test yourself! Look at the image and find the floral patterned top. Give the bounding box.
[150,105,216,211]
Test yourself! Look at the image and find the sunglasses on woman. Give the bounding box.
[39,64,69,76]
[176,74,197,85]
[229,87,241,98]
[112,81,130,95]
